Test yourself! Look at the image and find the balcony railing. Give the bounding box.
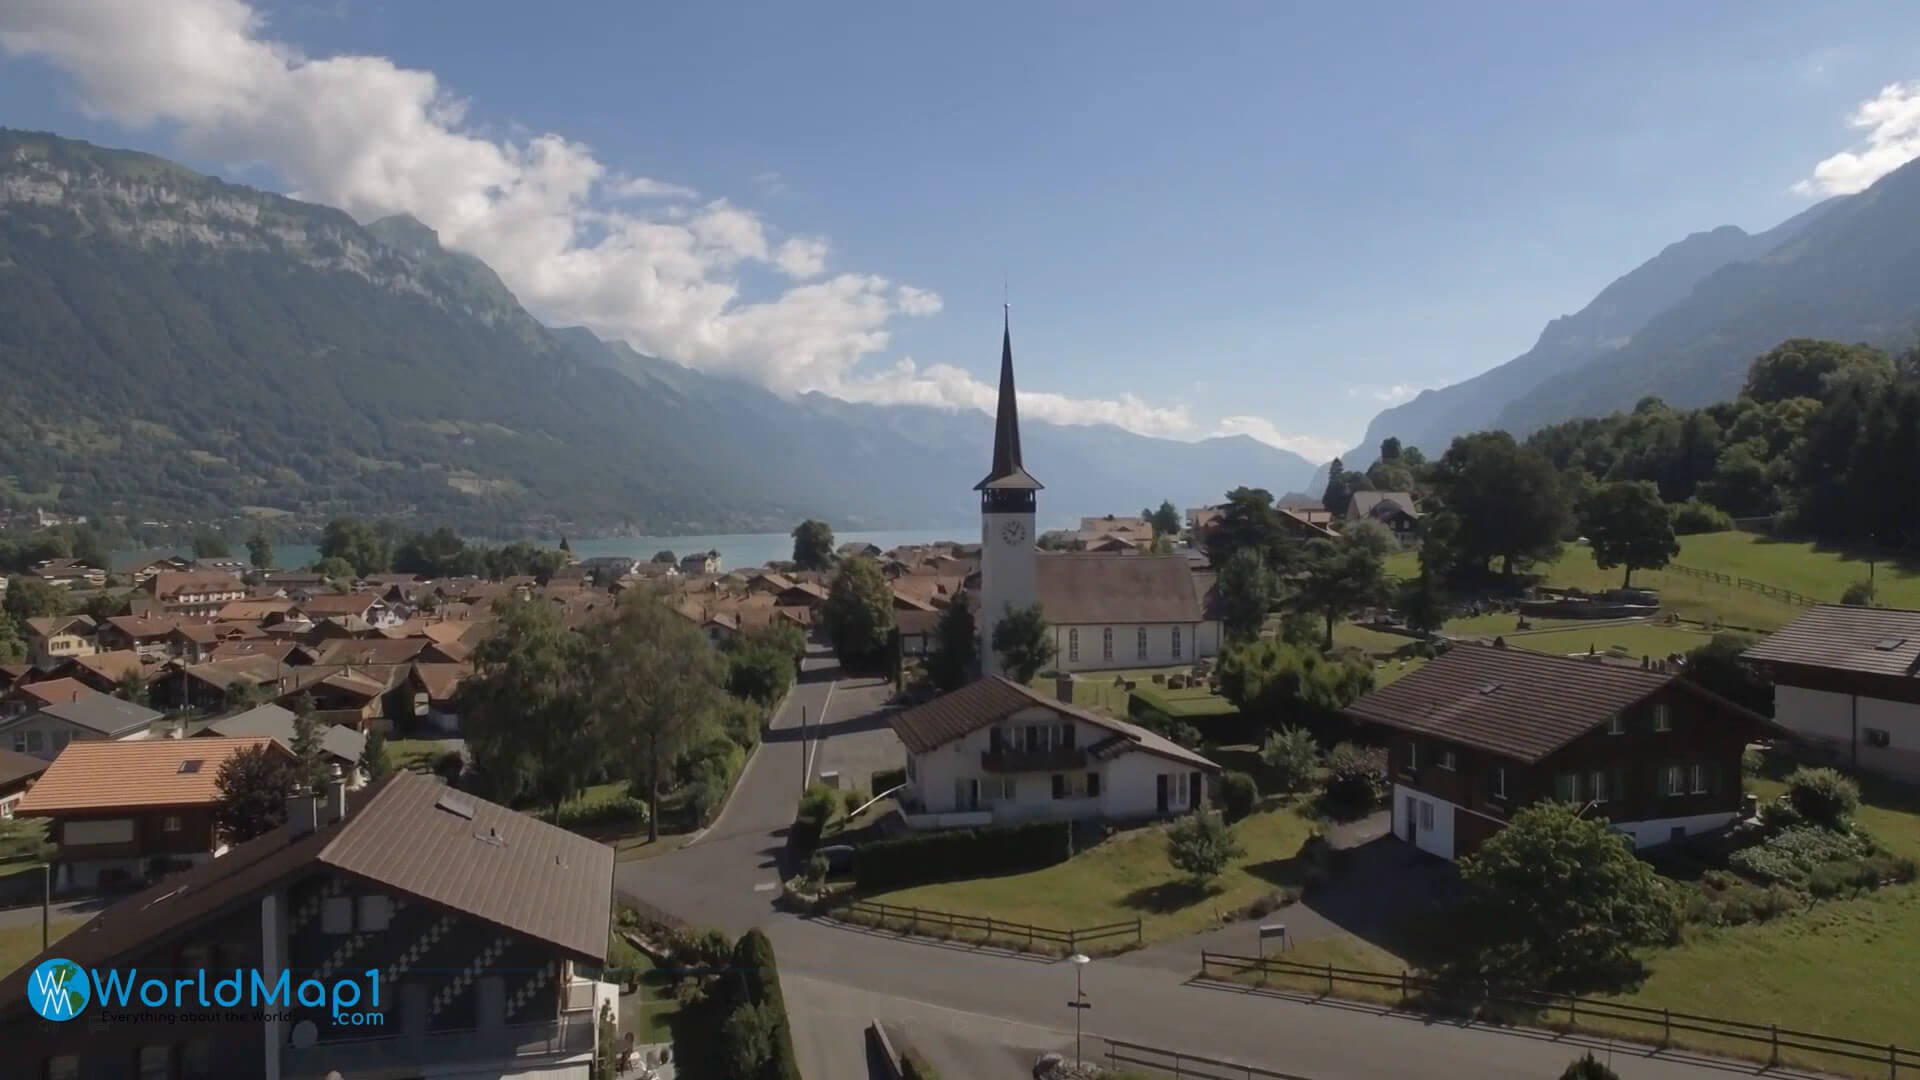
[282,1016,593,1079]
[981,747,1088,772]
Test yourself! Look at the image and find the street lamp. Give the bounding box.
[1067,953,1092,1067]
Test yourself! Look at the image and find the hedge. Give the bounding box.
[1127,683,1240,720]
[853,820,1072,891]
[728,929,803,1080]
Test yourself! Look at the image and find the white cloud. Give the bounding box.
[1209,416,1347,464]
[1345,383,1423,405]
[0,0,1193,437]
[842,358,1194,436]
[1795,81,1920,196]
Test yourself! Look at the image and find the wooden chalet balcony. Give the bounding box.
[981,747,1088,772]
[283,1016,593,1080]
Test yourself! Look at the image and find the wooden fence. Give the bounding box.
[1665,563,1822,607]
[1199,951,1919,1078]
[832,897,1141,955]
[1102,1038,1315,1080]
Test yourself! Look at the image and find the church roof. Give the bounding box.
[1035,554,1205,625]
[975,311,1044,492]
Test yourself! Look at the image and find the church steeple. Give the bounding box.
[976,306,1043,494]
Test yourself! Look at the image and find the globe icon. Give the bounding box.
[27,958,90,1021]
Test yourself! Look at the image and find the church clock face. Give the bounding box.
[1000,520,1028,546]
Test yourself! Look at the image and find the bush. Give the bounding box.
[1728,825,1870,884]
[730,930,802,1080]
[1560,1052,1621,1080]
[1840,580,1875,606]
[1321,742,1388,814]
[853,821,1073,891]
[433,749,465,781]
[798,783,838,827]
[1808,861,1857,899]
[1758,798,1804,834]
[870,767,906,795]
[1669,498,1733,535]
[842,786,869,819]
[721,999,780,1079]
[1785,766,1860,829]
[1166,811,1241,885]
[1218,771,1258,823]
[1740,746,1764,777]
[553,794,650,832]
[1259,726,1319,795]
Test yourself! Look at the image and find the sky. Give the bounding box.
[3,1,1920,464]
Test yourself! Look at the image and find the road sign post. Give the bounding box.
[1258,923,1287,958]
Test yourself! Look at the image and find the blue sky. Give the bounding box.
[3,0,1918,462]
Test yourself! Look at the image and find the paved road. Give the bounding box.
[0,893,109,929]
[622,652,1829,1080]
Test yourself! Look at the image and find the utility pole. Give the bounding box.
[798,705,808,794]
[42,863,51,951]
[1068,954,1092,1068]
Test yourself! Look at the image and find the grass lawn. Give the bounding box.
[387,738,460,774]
[1501,623,1718,661]
[0,916,85,979]
[868,805,1317,948]
[1672,531,1920,608]
[1033,667,1237,720]
[620,951,680,1045]
[1328,622,1415,655]
[1440,612,1587,636]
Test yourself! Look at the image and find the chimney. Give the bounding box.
[286,791,317,837]
[1055,672,1075,706]
[325,764,348,824]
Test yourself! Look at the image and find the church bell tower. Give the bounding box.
[976,307,1041,676]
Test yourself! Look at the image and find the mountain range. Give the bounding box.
[0,129,1314,537]
[1329,153,1920,479]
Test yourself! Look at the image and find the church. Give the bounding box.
[974,314,1224,676]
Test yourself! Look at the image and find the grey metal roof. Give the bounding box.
[203,703,366,764]
[37,693,163,736]
[0,747,48,788]
[1742,604,1920,677]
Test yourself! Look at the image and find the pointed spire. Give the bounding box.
[976,306,1043,491]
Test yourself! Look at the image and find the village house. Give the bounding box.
[897,608,942,658]
[0,747,48,819]
[23,614,97,669]
[890,675,1218,827]
[409,662,470,734]
[837,541,883,561]
[31,558,106,588]
[296,591,403,628]
[1743,604,1920,781]
[0,676,92,720]
[1072,514,1155,551]
[124,555,192,584]
[13,736,291,890]
[96,614,185,660]
[1346,643,1772,859]
[46,649,147,695]
[2,693,165,759]
[2,770,616,1080]
[1347,490,1422,544]
[679,550,723,575]
[190,558,251,577]
[196,702,367,782]
[144,570,249,617]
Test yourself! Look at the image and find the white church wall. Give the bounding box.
[1050,622,1216,672]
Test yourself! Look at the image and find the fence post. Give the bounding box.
[983,915,993,945]
[1069,929,1078,954]
[1326,963,1335,995]
[1027,922,1034,952]
[1400,970,1408,1004]
[1769,1024,1779,1066]
[1662,1008,1670,1046]
[1568,996,1576,1025]
[1889,1042,1897,1080]
[910,907,918,936]
[1135,918,1143,947]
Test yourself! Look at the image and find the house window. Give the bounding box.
[992,777,1017,802]
[1102,628,1113,661]
[1653,704,1672,732]
[1554,773,1580,803]
[1171,626,1182,659]
[1608,714,1624,736]
[358,895,392,932]
[1490,767,1506,800]
[162,816,182,833]
[1664,765,1685,796]
[1590,771,1607,804]
[322,896,354,935]
[1438,750,1457,772]
[1052,774,1068,800]
[1864,727,1892,748]
[1068,629,1079,662]
[1086,772,1101,799]
[1404,742,1418,772]
[138,1045,171,1080]
[1418,801,1434,830]
[1136,627,1147,661]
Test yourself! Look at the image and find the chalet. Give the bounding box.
[197,703,366,781]
[1743,605,1920,781]
[296,591,400,627]
[214,597,298,622]
[0,747,48,819]
[1348,490,1422,544]
[2,693,165,759]
[897,608,942,658]
[44,649,147,696]
[837,542,883,560]
[891,675,1218,827]
[150,655,293,714]
[31,559,106,588]
[410,663,470,733]
[144,570,249,617]
[23,614,96,669]
[680,550,722,575]
[776,580,831,608]
[124,556,192,584]
[1,770,616,1080]
[96,615,183,660]
[271,664,408,732]
[13,737,289,889]
[0,676,93,720]
[190,558,250,577]
[0,663,25,697]
[1347,644,1772,859]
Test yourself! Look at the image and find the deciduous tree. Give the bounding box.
[1166,811,1240,886]
[213,743,295,844]
[455,599,598,816]
[924,600,978,692]
[1150,500,1182,537]
[1580,480,1678,588]
[1293,529,1391,649]
[1215,547,1276,643]
[191,530,230,559]
[2,578,66,620]
[1426,432,1570,577]
[651,550,677,564]
[822,556,895,668]
[289,695,330,794]
[790,519,835,571]
[359,727,392,784]
[246,530,274,569]
[319,516,390,578]
[990,602,1055,683]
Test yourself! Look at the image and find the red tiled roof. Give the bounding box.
[16,737,285,812]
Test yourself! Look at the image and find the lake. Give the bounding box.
[115,528,979,575]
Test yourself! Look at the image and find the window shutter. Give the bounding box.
[1087,772,1101,798]
[1060,723,1076,750]
[1611,767,1627,802]
[1052,774,1066,800]
[1189,771,1202,810]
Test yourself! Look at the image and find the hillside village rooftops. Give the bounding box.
[16,736,282,813]
[0,747,49,789]
[1742,604,1920,677]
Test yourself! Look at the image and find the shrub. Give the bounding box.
[1241,888,1299,919]
[1259,726,1319,795]
[798,783,838,826]
[730,930,802,1080]
[1218,771,1258,822]
[1669,498,1733,535]
[1560,1052,1622,1080]
[1785,766,1860,829]
[720,999,779,1079]
[433,749,465,781]
[1321,742,1388,814]
[853,821,1073,891]
[1166,811,1241,885]
[1754,883,1799,920]
[842,786,869,819]
[1758,798,1803,834]
[1728,825,1870,884]
[553,794,650,832]
[1808,861,1856,899]
[1840,581,1875,606]
[1740,746,1764,777]
[870,767,906,795]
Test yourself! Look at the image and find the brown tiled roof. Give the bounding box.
[1349,491,1419,518]
[24,615,93,639]
[1033,554,1205,625]
[1742,604,1920,677]
[297,592,384,617]
[146,571,248,601]
[204,640,297,663]
[215,598,296,621]
[16,737,284,813]
[321,771,612,960]
[896,609,941,636]
[0,747,48,788]
[420,620,485,645]
[71,649,146,684]
[175,654,290,690]
[889,675,1217,770]
[8,677,95,708]
[0,771,610,1016]
[104,615,180,640]
[412,662,470,702]
[311,637,430,666]
[1344,644,1765,762]
[423,639,472,663]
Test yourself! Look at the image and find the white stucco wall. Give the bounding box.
[1051,622,1218,673]
[979,511,1039,677]
[1391,784,1456,860]
[1611,811,1739,850]
[1774,685,1920,780]
[1774,685,1854,741]
[1101,749,1203,819]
